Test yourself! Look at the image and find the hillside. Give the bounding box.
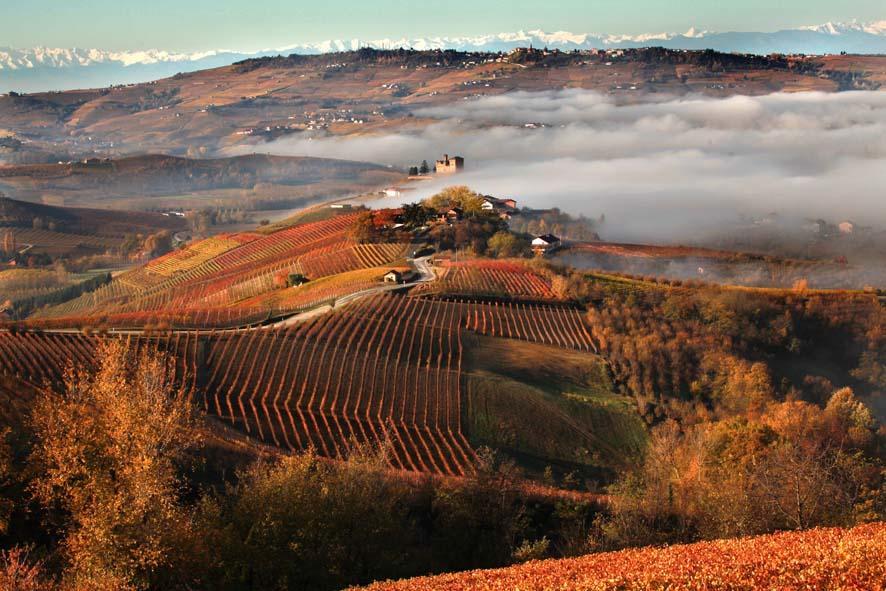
[0,197,882,590]
[0,194,185,237]
[555,241,886,290]
[0,153,402,210]
[1,203,881,478]
[357,523,886,590]
[0,195,186,260]
[1,48,884,163]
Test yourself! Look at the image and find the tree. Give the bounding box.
[0,428,12,536]
[423,186,485,214]
[349,211,375,243]
[600,394,884,548]
[143,230,173,258]
[2,231,15,256]
[0,547,49,591]
[29,341,202,590]
[419,160,430,175]
[408,166,419,176]
[431,448,528,568]
[203,443,416,590]
[486,231,528,258]
[400,202,433,228]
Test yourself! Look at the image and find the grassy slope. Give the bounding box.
[463,335,646,483]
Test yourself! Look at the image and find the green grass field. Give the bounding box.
[463,336,647,485]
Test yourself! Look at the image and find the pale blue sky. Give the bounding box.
[3,0,884,51]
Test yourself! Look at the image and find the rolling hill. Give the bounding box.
[0,194,185,236]
[1,48,884,165]
[0,153,402,210]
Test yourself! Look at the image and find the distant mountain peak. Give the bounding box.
[2,20,886,73]
[799,20,886,36]
[2,21,886,94]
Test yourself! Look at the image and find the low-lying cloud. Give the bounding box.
[238,90,886,243]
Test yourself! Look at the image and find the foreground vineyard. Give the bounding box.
[202,294,473,475]
[0,290,604,475]
[358,523,886,590]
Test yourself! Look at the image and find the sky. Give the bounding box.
[2,0,885,51]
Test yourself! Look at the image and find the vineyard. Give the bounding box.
[1,268,67,290]
[29,213,408,327]
[240,266,403,312]
[421,259,557,300]
[461,299,596,352]
[201,294,474,475]
[0,295,473,475]
[2,227,121,255]
[358,523,886,590]
[0,287,607,476]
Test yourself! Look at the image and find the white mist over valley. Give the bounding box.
[242,90,886,243]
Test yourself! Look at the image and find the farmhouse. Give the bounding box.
[481,196,519,218]
[435,154,464,174]
[481,196,517,210]
[532,234,561,254]
[384,270,404,283]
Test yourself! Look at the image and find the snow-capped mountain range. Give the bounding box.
[2,21,886,93]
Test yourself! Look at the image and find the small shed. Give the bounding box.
[384,270,404,284]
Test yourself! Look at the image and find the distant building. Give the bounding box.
[435,154,464,174]
[481,196,519,218]
[481,196,517,211]
[384,187,403,198]
[531,234,561,254]
[838,220,855,234]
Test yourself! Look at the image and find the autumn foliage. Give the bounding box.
[28,340,201,590]
[357,523,886,591]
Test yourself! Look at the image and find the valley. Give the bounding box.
[0,17,884,589]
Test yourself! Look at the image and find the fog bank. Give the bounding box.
[239,90,886,242]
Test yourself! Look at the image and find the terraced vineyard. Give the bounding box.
[422,259,557,300]
[240,266,403,312]
[31,213,407,326]
[0,288,603,476]
[461,299,597,351]
[202,294,473,475]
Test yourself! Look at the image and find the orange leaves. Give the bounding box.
[359,523,886,591]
